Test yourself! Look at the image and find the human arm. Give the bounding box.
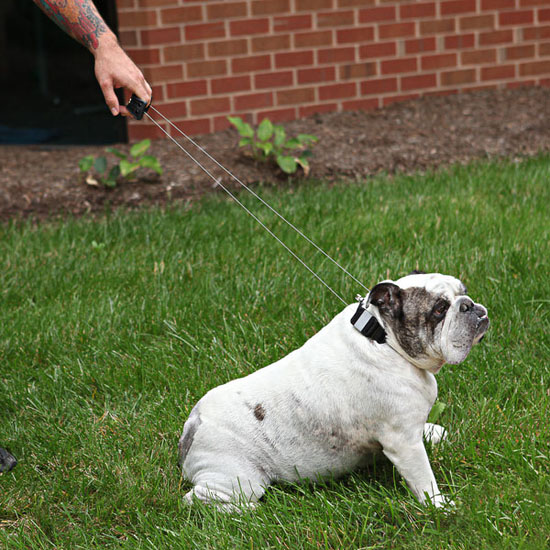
[32,0,151,116]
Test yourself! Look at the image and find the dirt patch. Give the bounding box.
[1,87,549,223]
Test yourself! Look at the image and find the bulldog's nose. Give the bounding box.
[473,304,488,319]
[458,299,488,319]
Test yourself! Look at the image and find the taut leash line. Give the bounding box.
[148,105,369,295]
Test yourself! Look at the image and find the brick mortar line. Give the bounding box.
[200,2,207,31]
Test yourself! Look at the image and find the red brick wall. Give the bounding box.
[116,0,550,141]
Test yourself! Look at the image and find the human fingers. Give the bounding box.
[97,73,120,116]
[130,73,152,105]
[113,51,151,104]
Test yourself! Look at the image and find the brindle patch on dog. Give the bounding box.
[390,287,446,358]
[253,404,266,421]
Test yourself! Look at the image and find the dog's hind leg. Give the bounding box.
[184,470,266,512]
[180,405,270,511]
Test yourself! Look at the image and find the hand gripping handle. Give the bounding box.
[126,94,151,120]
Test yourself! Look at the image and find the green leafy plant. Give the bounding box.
[78,139,162,188]
[228,117,318,175]
[428,401,446,424]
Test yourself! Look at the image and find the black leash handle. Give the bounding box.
[126,94,151,120]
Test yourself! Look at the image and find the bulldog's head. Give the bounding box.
[367,273,489,373]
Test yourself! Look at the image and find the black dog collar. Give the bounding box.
[351,298,387,344]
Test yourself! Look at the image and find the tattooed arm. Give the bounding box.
[33,0,151,116]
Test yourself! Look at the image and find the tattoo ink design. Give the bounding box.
[33,0,108,50]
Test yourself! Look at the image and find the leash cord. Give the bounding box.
[145,107,369,305]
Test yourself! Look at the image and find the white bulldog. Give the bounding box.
[179,273,489,510]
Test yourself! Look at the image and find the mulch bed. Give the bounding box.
[1,86,549,223]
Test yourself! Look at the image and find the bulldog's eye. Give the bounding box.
[432,301,449,320]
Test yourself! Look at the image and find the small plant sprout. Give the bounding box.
[78,139,163,188]
[228,117,318,176]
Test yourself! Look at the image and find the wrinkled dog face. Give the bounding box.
[368,273,489,372]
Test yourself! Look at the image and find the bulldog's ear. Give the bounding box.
[368,282,402,318]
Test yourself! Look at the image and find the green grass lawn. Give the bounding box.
[1,157,549,549]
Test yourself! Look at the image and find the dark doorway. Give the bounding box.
[0,0,127,145]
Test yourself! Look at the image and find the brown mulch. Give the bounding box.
[1,87,549,223]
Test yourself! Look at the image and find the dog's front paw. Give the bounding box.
[427,493,456,513]
[435,496,455,508]
[423,423,447,445]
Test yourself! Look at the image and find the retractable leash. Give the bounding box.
[126,95,386,343]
